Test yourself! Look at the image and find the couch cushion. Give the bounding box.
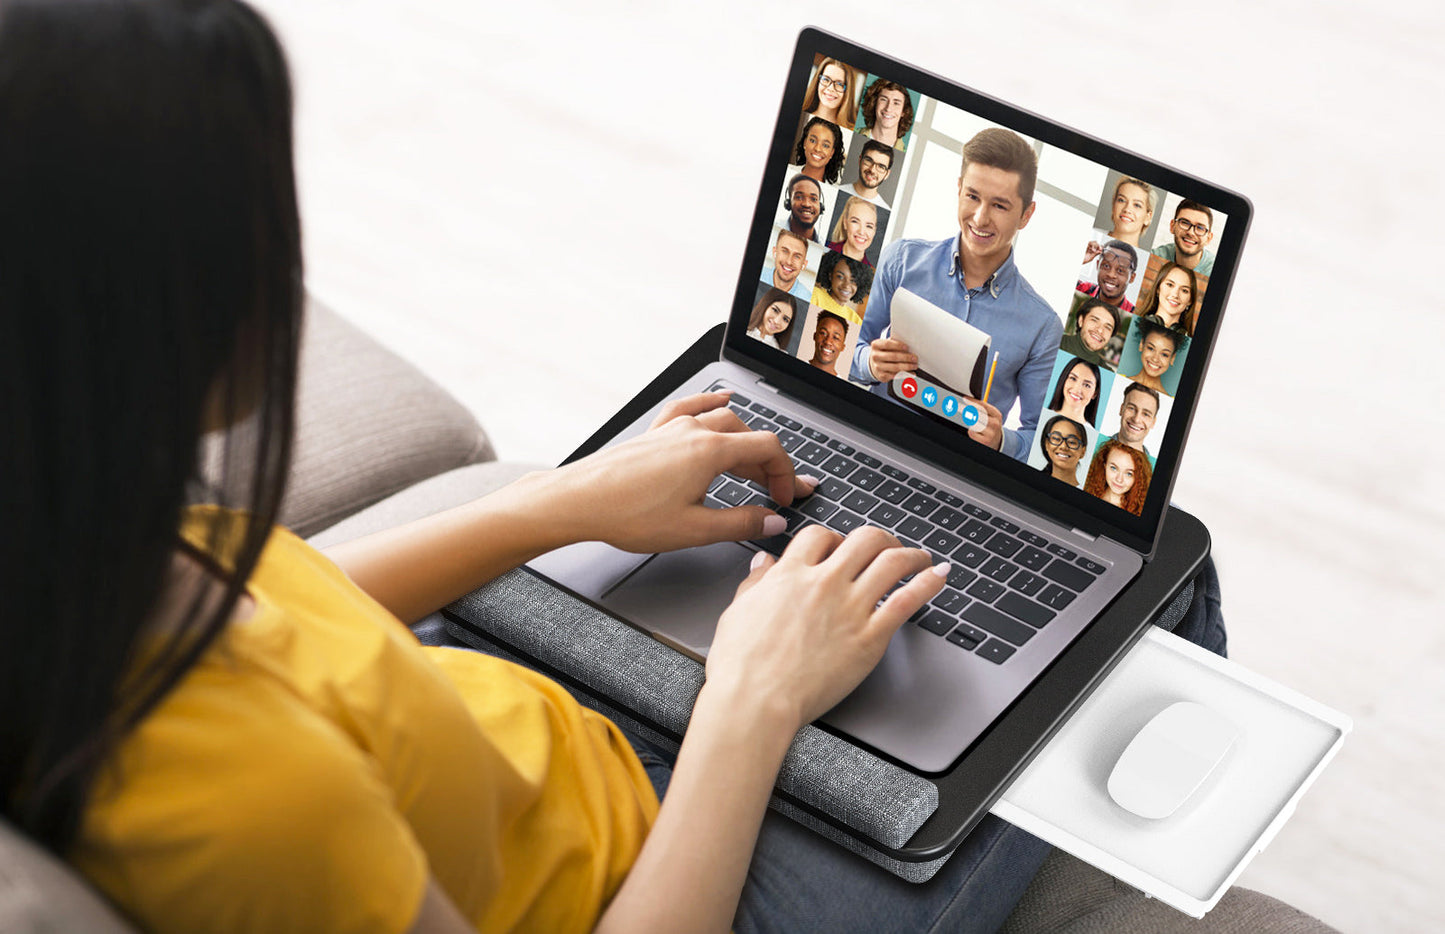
[279,297,495,538]
[0,818,135,934]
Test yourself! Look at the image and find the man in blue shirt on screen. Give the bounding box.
[850,128,1062,462]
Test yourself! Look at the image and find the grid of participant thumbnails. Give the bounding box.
[747,53,1227,517]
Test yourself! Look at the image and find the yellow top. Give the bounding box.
[71,509,659,933]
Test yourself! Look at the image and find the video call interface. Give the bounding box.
[748,51,1230,517]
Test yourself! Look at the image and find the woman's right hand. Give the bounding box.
[703,526,948,735]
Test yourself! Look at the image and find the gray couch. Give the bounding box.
[0,300,1338,933]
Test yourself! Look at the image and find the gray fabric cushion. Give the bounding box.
[0,818,136,934]
[445,571,940,857]
[280,297,494,538]
[1000,849,1340,933]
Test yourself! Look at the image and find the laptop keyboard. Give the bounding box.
[702,390,1105,666]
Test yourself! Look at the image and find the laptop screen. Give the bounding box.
[730,30,1248,550]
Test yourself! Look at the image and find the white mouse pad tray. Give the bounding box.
[990,626,1349,918]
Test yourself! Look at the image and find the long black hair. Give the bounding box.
[1047,357,1102,426]
[0,0,302,852]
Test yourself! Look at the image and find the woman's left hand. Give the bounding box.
[544,391,817,554]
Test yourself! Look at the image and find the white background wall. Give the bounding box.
[250,1,1445,929]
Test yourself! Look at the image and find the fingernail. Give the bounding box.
[762,514,786,536]
[750,550,768,570]
[798,474,822,489]
[931,562,951,579]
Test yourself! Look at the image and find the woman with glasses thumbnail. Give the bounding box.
[855,78,914,151]
[1083,438,1153,515]
[746,288,799,351]
[801,57,859,128]
[1047,357,1102,427]
[825,196,878,267]
[1136,260,1198,335]
[811,250,871,325]
[1037,415,1089,488]
[792,116,846,185]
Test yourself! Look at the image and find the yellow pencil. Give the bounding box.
[983,352,999,404]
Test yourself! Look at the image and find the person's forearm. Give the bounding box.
[595,682,797,934]
[322,470,577,624]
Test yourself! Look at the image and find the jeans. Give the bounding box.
[619,556,1228,933]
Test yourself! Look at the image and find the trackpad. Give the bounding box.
[601,542,756,659]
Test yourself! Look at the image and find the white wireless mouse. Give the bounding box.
[1107,701,1237,820]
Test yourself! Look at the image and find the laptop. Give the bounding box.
[531,27,1249,773]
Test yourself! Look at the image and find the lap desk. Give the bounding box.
[443,327,1348,916]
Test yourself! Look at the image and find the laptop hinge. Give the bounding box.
[1069,527,1099,543]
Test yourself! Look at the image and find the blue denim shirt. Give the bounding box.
[849,237,1063,461]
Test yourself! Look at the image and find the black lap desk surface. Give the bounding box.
[509,325,1210,863]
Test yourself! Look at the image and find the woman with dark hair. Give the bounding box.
[1136,260,1198,335]
[1083,438,1153,515]
[1037,415,1089,488]
[746,288,798,350]
[800,57,859,128]
[1122,318,1186,395]
[791,116,845,185]
[1047,357,1102,426]
[856,78,914,150]
[811,250,871,324]
[0,3,1083,931]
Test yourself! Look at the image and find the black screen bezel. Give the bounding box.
[725,27,1252,556]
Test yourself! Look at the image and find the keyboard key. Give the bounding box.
[827,509,867,535]
[801,427,828,442]
[989,517,1020,534]
[902,492,939,518]
[780,507,810,533]
[1016,546,1051,572]
[961,519,993,543]
[896,516,932,541]
[962,604,1037,646]
[748,402,777,418]
[963,503,992,520]
[869,503,906,526]
[728,392,752,407]
[796,442,831,466]
[946,627,986,650]
[708,475,727,493]
[852,467,885,491]
[984,532,1023,559]
[774,429,805,452]
[906,477,936,494]
[1042,559,1093,592]
[821,454,856,479]
[947,566,978,590]
[932,506,965,531]
[937,490,965,508]
[841,490,880,513]
[1019,530,1047,548]
[1045,543,1078,561]
[965,579,1006,604]
[975,639,1017,665]
[813,476,849,500]
[1038,584,1077,611]
[1010,571,1047,597]
[1076,557,1107,575]
[799,498,839,522]
[855,451,882,469]
[996,593,1056,628]
[776,415,803,431]
[935,587,969,614]
[881,465,908,481]
[876,480,911,505]
[952,543,988,568]
[981,556,1019,584]
[734,411,758,427]
[715,482,749,506]
[826,438,855,455]
[743,493,771,509]
[916,609,956,636]
[757,534,790,555]
[922,528,963,555]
